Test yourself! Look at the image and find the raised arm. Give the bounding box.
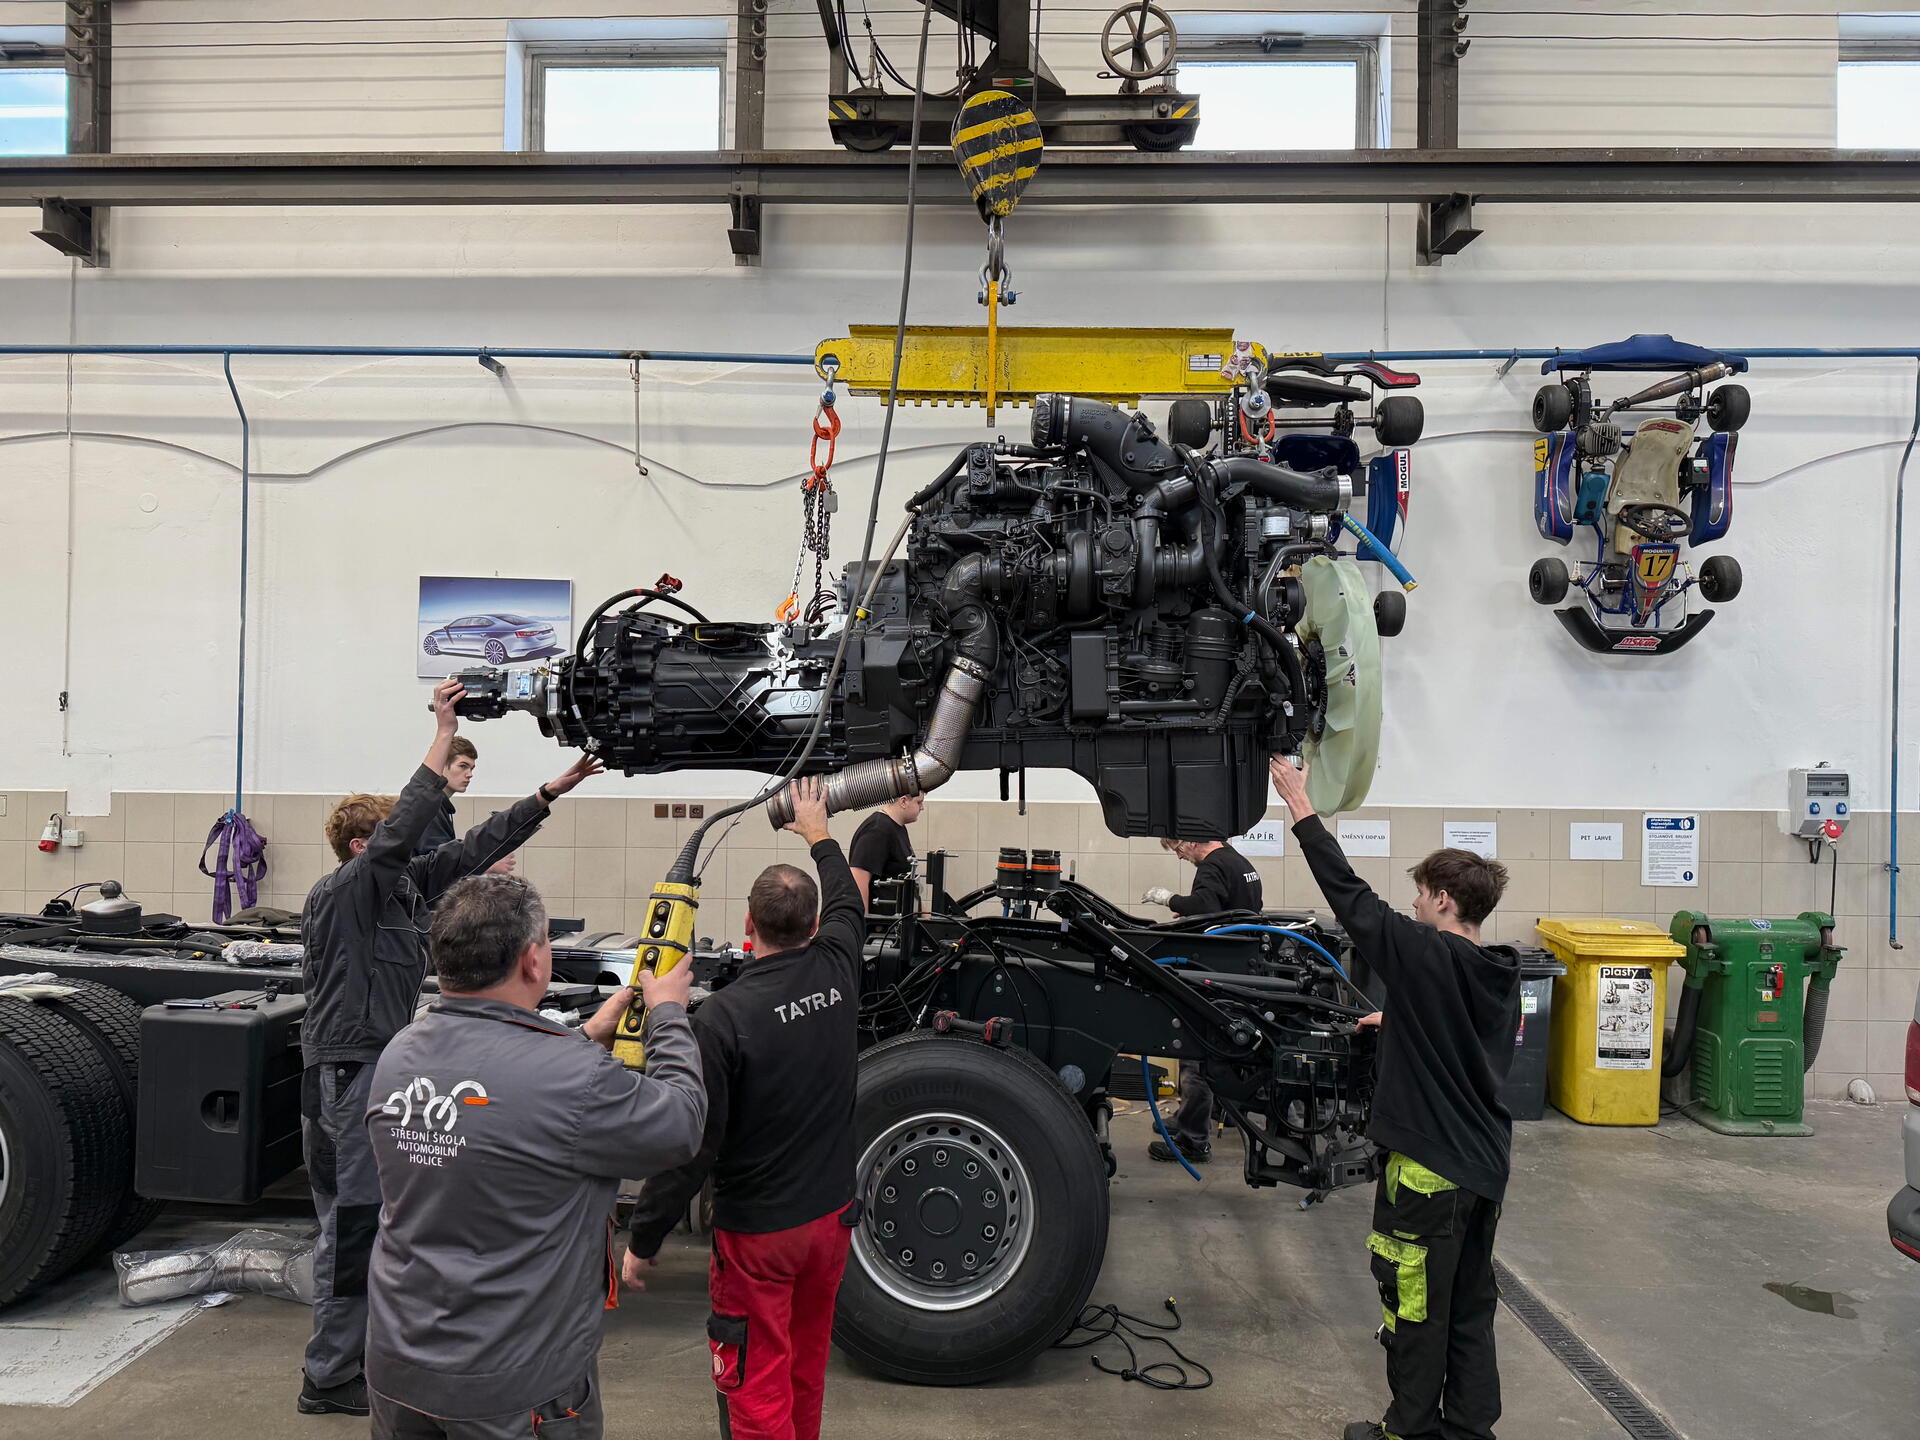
[1269,756,1422,984]
[779,778,866,979]
[353,679,470,894]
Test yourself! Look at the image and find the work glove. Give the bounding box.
[1141,887,1174,907]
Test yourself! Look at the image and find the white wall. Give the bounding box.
[3,0,1919,815]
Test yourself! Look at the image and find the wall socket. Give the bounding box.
[61,828,85,848]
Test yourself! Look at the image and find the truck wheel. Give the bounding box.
[1532,384,1573,433]
[1529,557,1570,605]
[1699,554,1742,602]
[0,1000,132,1306]
[35,981,165,1250]
[835,1033,1110,1385]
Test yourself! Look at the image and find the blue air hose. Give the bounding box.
[1141,1055,1202,1183]
[1339,512,1418,592]
[1204,924,1373,1008]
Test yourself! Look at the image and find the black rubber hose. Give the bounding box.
[1662,983,1702,1079]
[1198,498,1307,711]
[1209,456,1344,513]
[905,447,973,512]
[574,586,707,658]
[1802,978,1830,1073]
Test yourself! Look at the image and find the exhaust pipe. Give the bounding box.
[1609,361,1733,413]
[766,660,988,826]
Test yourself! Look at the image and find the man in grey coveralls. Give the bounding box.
[363,874,705,1438]
[296,678,603,1416]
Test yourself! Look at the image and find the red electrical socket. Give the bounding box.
[38,813,62,853]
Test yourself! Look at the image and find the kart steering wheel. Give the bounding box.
[1616,503,1692,541]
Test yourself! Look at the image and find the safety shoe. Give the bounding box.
[1341,1423,1389,1440]
[297,1373,370,1416]
[1147,1138,1210,1164]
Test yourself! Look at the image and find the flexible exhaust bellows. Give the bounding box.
[766,661,988,826]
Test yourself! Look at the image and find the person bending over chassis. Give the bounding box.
[363,874,705,1440]
[1142,835,1265,1165]
[296,678,603,1418]
[1270,756,1520,1440]
[847,792,923,912]
[624,776,864,1440]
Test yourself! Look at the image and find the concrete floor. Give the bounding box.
[7,1103,1916,1440]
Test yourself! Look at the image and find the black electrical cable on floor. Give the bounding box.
[1054,1299,1214,1391]
[672,0,938,881]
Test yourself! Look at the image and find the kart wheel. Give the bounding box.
[1167,398,1215,449]
[835,1033,1109,1385]
[1529,557,1571,605]
[1706,383,1750,433]
[484,639,508,665]
[1373,395,1425,449]
[1373,589,1407,638]
[1699,554,1742,602]
[422,635,439,655]
[1532,384,1573,434]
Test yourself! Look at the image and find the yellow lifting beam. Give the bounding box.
[814,326,1277,410]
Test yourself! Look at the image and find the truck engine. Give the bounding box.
[457,393,1394,836]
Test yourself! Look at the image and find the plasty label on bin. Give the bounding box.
[1595,964,1656,1070]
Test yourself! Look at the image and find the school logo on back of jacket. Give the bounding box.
[380,1077,490,1166]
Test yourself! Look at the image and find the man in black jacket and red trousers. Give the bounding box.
[623,776,863,1440]
[1270,756,1521,1440]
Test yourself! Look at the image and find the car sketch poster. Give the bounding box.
[418,576,572,680]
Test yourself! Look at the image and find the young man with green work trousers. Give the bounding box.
[1269,755,1521,1440]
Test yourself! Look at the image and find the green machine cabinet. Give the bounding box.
[1666,911,1843,1136]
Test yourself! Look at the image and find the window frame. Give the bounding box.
[0,46,69,157]
[1175,34,1381,150]
[523,42,728,152]
[1837,39,1920,148]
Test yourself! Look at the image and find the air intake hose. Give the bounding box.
[1662,981,1703,1079]
[766,554,998,827]
[1802,975,1831,1073]
[1208,456,1347,514]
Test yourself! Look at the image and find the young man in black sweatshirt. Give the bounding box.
[623,776,862,1440]
[1269,756,1521,1440]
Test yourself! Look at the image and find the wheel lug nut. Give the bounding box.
[964,1161,979,1177]
[931,1261,946,1278]
[882,1186,896,1202]
[903,1159,917,1174]
[882,1220,896,1236]
[934,1149,949,1166]
[901,1248,915,1264]
[983,1191,998,1207]
[963,1252,978,1267]
[982,1224,997,1240]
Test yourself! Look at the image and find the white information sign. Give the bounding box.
[1595,964,1657,1070]
[1641,813,1700,886]
[1233,818,1288,858]
[1336,818,1392,857]
[1442,820,1498,859]
[1569,821,1624,862]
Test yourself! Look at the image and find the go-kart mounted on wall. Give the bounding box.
[1527,335,1749,655]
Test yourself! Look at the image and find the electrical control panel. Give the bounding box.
[1785,766,1850,841]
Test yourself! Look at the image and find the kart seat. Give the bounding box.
[1606,416,1694,553]
[1266,374,1368,408]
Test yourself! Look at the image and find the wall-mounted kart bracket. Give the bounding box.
[728,183,762,265]
[1418,192,1481,266]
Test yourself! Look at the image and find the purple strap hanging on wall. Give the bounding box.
[200,812,268,925]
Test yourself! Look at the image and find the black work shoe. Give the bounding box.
[1147,1138,1210,1164]
[1341,1423,1389,1440]
[297,1373,369,1416]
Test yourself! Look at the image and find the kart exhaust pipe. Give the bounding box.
[1609,361,1733,413]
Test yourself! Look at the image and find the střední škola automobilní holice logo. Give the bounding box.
[382,1076,490,1131]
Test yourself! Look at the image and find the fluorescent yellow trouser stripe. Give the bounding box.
[1366,1231,1429,1324]
[1384,1151,1458,1204]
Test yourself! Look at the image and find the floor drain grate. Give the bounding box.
[1494,1258,1684,1440]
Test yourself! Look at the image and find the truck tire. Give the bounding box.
[35,981,165,1250]
[835,1033,1110,1385]
[0,999,132,1305]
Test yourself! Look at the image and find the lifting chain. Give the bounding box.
[780,380,841,625]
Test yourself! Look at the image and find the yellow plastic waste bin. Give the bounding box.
[1536,918,1687,1125]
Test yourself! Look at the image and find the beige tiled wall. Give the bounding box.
[4,791,1915,1103]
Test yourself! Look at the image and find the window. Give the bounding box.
[0,55,66,156]
[526,47,724,151]
[1839,41,1920,148]
[1179,37,1378,150]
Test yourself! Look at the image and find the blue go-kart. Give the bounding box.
[1528,335,1749,655]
